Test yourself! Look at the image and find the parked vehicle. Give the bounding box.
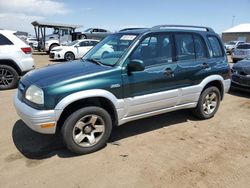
[76,28,112,40]
[231,56,250,92]
[231,43,250,63]
[26,37,38,49]
[49,39,100,61]
[14,25,231,154]
[0,30,35,90]
[225,41,245,54]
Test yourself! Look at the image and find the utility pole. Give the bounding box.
[231,16,236,27]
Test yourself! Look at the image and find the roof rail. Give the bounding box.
[151,25,214,32]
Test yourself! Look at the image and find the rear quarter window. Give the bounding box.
[207,36,224,57]
[0,34,13,45]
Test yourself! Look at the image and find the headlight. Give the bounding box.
[25,85,44,105]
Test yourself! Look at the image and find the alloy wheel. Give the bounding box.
[72,115,105,147]
[203,92,218,115]
[0,68,14,87]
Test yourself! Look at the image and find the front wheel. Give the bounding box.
[192,86,221,120]
[64,52,75,61]
[61,107,112,154]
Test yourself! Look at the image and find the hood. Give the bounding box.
[233,59,250,74]
[22,60,112,88]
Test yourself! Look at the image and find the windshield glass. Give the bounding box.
[84,28,92,32]
[83,33,138,66]
[63,40,79,46]
[237,44,250,49]
[228,41,236,45]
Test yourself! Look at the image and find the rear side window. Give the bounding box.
[207,36,223,57]
[175,34,195,61]
[0,34,13,45]
[194,35,207,59]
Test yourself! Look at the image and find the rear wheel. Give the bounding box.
[64,52,75,61]
[0,65,19,90]
[61,107,112,154]
[192,86,221,119]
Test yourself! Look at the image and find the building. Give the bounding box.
[222,24,250,43]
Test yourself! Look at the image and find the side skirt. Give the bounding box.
[118,102,197,125]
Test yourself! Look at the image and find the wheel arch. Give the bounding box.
[202,79,224,100]
[0,59,22,75]
[55,90,122,131]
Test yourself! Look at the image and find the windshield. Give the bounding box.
[84,28,92,32]
[228,41,236,45]
[237,44,250,49]
[63,40,79,46]
[83,33,138,66]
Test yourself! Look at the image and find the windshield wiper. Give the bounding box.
[85,58,103,66]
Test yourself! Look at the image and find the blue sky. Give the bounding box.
[0,0,249,34]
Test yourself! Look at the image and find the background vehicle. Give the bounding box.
[0,30,35,90]
[231,43,250,63]
[225,41,245,54]
[231,56,250,92]
[49,39,101,61]
[75,28,112,40]
[14,25,231,154]
[26,37,38,49]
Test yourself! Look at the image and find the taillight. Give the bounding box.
[21,47,32,54]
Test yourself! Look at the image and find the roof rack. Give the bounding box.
[151,25,214,32]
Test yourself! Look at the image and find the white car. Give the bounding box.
[231,43,250,63]
[26,37,38,49]
[225,41,245,54]
[0,30,35,89]
[49,39,100,61]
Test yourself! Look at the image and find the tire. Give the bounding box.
[192,86,221,120]
[61,106,112,154]
[49,44,59,53]
[64,52,75,61]
[0,65,19,90]
[80,35,87,39]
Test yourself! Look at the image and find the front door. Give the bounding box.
[122,33,179,117]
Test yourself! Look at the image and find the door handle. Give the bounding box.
[165,67,174,76]
[201,63,210,69]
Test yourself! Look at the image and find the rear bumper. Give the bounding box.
[14,92,61,134]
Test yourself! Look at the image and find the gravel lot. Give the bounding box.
[0,54,250,188]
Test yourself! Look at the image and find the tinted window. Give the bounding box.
[236,44,250,49]
[131,34,172,67]
[194,35,207,59]
[79,41,90,46]
[0,34,13,45]
[175,34,195,61]
[99,29,107,32]
[208,36,223,57]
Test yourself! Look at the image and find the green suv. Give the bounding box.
[14,25,231,154]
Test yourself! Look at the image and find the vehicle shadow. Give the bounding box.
[12,110,197,160]
[228,89,250,99]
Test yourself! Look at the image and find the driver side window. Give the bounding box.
[130,34,172,67]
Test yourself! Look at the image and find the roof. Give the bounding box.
[223,24,250,33]
[31,21,82,29]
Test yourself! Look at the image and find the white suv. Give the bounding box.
[0,30,35,90]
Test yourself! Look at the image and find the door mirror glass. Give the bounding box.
[128,59,145,72]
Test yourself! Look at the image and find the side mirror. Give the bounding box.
[127,59,145,72]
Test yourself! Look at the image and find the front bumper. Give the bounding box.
[231,74,250,92]
[49,51,64,60]
[14,93,61,134]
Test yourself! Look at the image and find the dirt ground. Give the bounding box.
[0,54,250,188]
